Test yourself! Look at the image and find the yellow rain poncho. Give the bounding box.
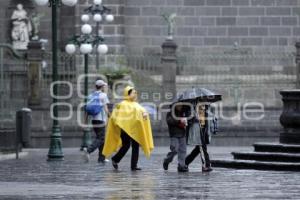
[102,86,154,158]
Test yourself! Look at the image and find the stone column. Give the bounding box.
[161,39,177,101]
[279,90,300,144]
[27,41,44,105]
[295,42,300,89]
[160,39,177,135]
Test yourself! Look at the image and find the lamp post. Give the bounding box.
[65,16,108,149]
[34,0,78,161]
[82,0,114,69]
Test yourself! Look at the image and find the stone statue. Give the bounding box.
[162,13,176,40]
[31,12,44,41]
[11,4,32,50]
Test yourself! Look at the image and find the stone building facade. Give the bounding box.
[123,0,300,54]
[1,0,300,54]
[1,0,300,148]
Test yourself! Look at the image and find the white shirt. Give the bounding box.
[92,91,110,122]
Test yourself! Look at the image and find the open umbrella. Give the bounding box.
[176,88,222,103]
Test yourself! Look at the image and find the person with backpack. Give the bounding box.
[185,104,217,172]
[83,79,110,163]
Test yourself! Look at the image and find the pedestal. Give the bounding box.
[279,90,300,144]
[161,39,177,101]
[27,41,44,105]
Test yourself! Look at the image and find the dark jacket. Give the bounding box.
[166,111,186,138]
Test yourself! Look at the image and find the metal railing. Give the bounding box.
[41,52,77,101]
[98,51,296,87]
[42,52,77,83]
[177,51,296,87]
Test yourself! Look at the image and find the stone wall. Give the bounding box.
[1,0,299,54]
[0,1,9,43]
[0,0,299,147]
[124,0,300,54]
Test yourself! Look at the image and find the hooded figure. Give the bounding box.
[102,86,154,170]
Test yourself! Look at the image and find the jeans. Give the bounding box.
[164,137,187,167]
[87,120,106,162]
[112,130,139,169]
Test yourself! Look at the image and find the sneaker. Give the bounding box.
[112,160,118,170]
[163,159,169,171]
[98,159,110,164]
[83,148,90,163]
[177,165,189,173]
[202,166,213,172]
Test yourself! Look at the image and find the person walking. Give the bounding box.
[185,104,215,172]
[102,86,154,171]
[83,80,110,163]
[163,104,189,172]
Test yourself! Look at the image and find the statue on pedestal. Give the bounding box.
[162,13,176,40]
[30,12,44,41]
[11,4,32,50]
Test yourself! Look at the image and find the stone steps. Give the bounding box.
[232,151,300,163]
[212,142,300,171]
[212,159,300,171]
[254,142,300,153]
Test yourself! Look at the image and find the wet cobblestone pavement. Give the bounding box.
[0,147,299,200]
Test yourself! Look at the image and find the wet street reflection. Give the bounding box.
[0,148,299,199]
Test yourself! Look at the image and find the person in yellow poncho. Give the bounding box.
[102,86,154,171]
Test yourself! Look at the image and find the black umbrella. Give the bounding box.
[175,88,222,103]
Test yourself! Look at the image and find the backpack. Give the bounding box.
[85,91,103,116]
[207,107,218,135]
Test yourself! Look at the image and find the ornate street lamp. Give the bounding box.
[65,16,108,149]
[34,0,78,161]
[83,0,114,69]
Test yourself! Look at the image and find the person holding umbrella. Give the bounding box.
[163,103,189,172]
[174,88,221,172]
[185,104,216,172]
